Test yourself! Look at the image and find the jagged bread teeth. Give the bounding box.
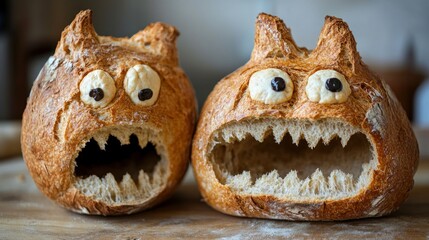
[328,170,354,193]
[272,124,287,143]
[289,129,302,145]
[223,167,368,198]
[338,131,350,147]
[73,127,169,206]
[136,132,149,149]
[303,131,320,149]
[216,119,363,147]
[233,129,248,142]
[249,125,269,143]
[104,173,121,202]
[220,131,234,143]
[301,124,322,148]
[120,173,139,200]
[338,127,358,147]
[253,170,282,193]
[340,135,350,147]
[110,129,131,145]
[328,170,340,192]
[283,170,300,193]
[138,170,152,196]
[310,169,328,194]
[343,173,354,192]
[77,175,103,196]
[226,171,252,191]
[218,132,232,143]
[93,132,109,150]
[299,177,311,195]
[210,120,376,199]
[321,132,335,145]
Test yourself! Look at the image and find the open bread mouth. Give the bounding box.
[208,119,378,201]
[73,126,168,204]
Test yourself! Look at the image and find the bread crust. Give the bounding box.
[21,10,197,215]
[192,13,419,220]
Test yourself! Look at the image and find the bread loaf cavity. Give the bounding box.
[192,13,419,220]
[21,10,196,215]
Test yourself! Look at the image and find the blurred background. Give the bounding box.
[0,0,429,157]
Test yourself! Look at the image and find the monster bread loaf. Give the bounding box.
[21,10,196,215]
[192,13,419,220]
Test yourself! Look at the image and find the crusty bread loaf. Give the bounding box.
[192,13,419,220]
[21,10,196,215]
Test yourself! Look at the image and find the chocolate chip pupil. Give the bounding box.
[271,77,286,92]
[138,88,153,101]
[89,88,104,101]
[325,78,343,92]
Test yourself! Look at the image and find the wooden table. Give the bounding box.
[1,157,429,239]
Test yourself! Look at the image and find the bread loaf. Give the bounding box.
[21,10,196,215]
[192,13,419,220]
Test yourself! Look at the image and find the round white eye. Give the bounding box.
[79,70,117,108]
[248,68,293,104]
[124,64,160,106]
[305,69,351,104]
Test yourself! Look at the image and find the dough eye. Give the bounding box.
[305,69,351,104]
[124,64,160,106]
[248,68,294,104]
[80,70,117,108]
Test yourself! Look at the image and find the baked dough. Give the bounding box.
[21,10,196,215]
[192,13,418,220]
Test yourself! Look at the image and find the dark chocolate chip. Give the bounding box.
[271,77,286,92]
[89,88,104,101]
[138,88,153,101]
[325,78,343,92]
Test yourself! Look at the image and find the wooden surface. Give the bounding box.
[1,157,429,239]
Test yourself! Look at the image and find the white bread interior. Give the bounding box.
[208,119,378,201]
[73,126,169,205]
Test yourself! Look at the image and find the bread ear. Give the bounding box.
[251,13,305,61]
[130,23,180,65]
[55,10,99,57]
[310,16,362,71]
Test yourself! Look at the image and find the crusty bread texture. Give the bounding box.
[192,13,419,220]
[21,10,196,215]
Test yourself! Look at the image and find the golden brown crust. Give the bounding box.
[21,10,197,215]
[251,13,309,61]
[192,13,418,220]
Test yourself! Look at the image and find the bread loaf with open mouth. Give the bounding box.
[192,13,419,220]
[21,10,196,215]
